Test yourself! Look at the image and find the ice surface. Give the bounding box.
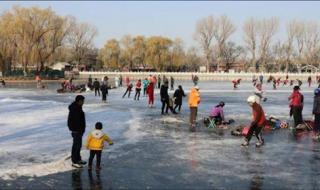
[0,80,319,189]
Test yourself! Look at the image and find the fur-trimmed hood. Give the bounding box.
[91,129,104,139]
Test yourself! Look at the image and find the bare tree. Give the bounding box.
[221,41,245,71]
[258,17,279,72]
[194,16,215,72]
[291,20,305,71]
[304,21,320,66]
[283,21,295,72]
[67,17,98,67]
[213,15,236,71]
[243,17,259,72]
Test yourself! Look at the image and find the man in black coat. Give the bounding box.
[160,81,177,115]
[68,95,86,168]
[93,79,100,96]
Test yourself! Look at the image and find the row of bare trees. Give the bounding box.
[195,15,320,72]
[1,6,320,73]
[0,6,97,75]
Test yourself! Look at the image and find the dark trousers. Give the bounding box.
[161,98,174,114]
[95,88,100,96]
[246,124,263,142]
[122,89,131,98]
[314,114,320,133]
[143,88,147,96]
[71,132,83,164]
[158,82,161,89]
[292,106,303,127]
[88,150,102,167]
[190,107,198,125]
[134,89,141,100]
[174,104,182,112]
[102,92,107,101]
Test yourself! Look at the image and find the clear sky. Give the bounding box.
[1,1,320,49]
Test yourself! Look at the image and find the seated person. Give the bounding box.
[209,101,225,125]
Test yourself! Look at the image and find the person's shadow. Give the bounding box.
[88,170,103,190]
[71,169,83,190]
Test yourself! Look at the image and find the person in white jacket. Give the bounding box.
[253,83,267,104]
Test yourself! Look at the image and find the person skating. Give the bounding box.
[146,81,155,107]
[88,75,93,90]
[192,75,199,86]
[209,101,226,125]
[241,96,266,147]
[297,79,302,87]
[273,78,277,90]
[86,122,113,171]
[122,83,133,98]
[188,86,200,131]
[232,78,241,89]
[100,83,108,103]
[252,75,257,86]
[157,75,161,89]
[119,75,123,87]
[288,86,304,128]
[68,95,87,168]
[170,76,175,90]
[134,79,142,101]
[173,85,186,113]
[259,74,264,84]
[160,81,177,114]
[290,80,294,86]
[254,83,267,104]
[313,88,320,140]
[93,79,100,97]
[142,78,149,96]
[308,76,312,87]
[114,76,120,88]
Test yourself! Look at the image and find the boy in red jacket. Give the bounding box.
[134,79,142,101]
[242,95,266,147]
[288,86,304,128]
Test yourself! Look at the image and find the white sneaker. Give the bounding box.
[72,163,83,168]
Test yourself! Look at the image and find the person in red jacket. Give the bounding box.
[288,86,304,127]
[134,79,142,101]
[146,81,155,107]
[242,95,266,147]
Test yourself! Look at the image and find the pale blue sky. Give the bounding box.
[1,1,320,49]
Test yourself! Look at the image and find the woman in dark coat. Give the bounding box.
[173,85,186,113]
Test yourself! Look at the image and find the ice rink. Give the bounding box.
[0,80,319,189]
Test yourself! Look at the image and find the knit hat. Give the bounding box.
[247,95,257,103]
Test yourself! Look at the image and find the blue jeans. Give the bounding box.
[71,132,83,164]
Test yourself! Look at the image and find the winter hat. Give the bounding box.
[314,88,320,95]
[293,86,300,91]
[194,86,200,90]
[247,95,257,103]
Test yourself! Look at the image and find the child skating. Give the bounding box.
[86,122,113,170]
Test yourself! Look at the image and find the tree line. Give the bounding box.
[1,6,320,74]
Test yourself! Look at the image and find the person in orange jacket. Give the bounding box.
[188,86,201,131]
[86,122,113,170]
[242,95,266,147]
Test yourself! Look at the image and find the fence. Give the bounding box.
[78,71,320,81]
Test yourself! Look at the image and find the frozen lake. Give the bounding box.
[0,81,319,189]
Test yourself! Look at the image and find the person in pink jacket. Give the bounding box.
[209,102,225,125]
